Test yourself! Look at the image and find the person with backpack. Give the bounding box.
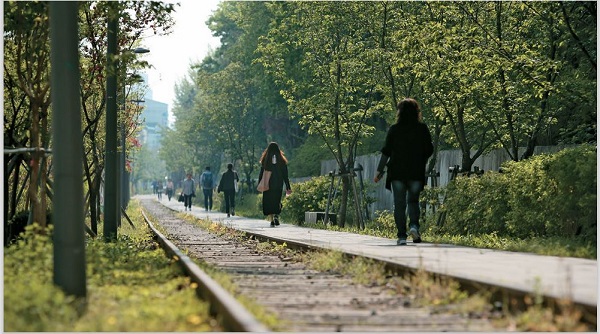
[217,163,240,217]
[200,166,215,211]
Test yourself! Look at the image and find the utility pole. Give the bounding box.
[120,51,148,211]
[50,1,87,297]
[104,8,118,241]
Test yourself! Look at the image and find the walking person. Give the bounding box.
[217,163,240,217]
[156,180,163,200]
[257,142,292,227]
[181,173,196,211]
[374,98,433,245]
[166,178,174,201]
[200,166,215,211]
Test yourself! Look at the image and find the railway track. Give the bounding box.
[139,198,502,332]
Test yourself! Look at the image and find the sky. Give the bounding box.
[140,0,222,115]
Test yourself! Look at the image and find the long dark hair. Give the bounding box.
[395,98,422,125]
[259,142,288,169]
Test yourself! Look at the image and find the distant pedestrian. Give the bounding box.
[374,98,433,245]
[181,173,196,211]
[156,180,163,200]
[200,166,215,211]
[151,180,157,194]
[166,178,174,201]
[258,142,292,227]
[217,163,240,217]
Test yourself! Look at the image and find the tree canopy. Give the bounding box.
[4,1,595,230]
[162,1,595,226]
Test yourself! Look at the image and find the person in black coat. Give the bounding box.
[217,163,239,217]
[374,98,434,245]
[258,142,292,227]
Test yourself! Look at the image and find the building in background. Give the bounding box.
[137,73,168,150]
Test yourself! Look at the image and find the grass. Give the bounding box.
[418,232,597,259]
[3,200,220,332]
[184,189,596,259]
[275,201,596,259]
[7,197,590,332]
[232,191,264,219]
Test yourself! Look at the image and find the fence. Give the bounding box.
[319,146,568,213]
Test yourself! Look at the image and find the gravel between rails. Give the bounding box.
[140,198,500,332]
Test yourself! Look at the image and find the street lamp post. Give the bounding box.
[127,98,145,200]
[119,48,149,214]
[105,11,149,240]
[104,12,119,241]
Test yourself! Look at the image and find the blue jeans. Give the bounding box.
[203,189,213,210]
[391,180,423,239]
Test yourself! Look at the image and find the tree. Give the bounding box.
[159,68,213,179]
[258,2,385,227]
[4,1,52,228]
[162,1,298,191]
[3,1,176,235]
[78,1,175,233]
[197,62,267,186]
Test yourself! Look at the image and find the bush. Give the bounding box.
[281,176,335,224]
[504,145,596,241]
[4,202,219,332]
[281,174,377,227]
[4,224,80,332]
[441,172,511,236]
[439,145,596,244]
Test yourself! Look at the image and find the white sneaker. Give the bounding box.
[410,228,422,243]
[397,238,407,246]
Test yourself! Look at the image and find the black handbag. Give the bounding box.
[178,193,184,202]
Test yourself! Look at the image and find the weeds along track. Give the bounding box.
[140,198,499,332]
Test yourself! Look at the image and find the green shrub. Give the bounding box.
[503,145,596,241]
[4,201,219,332]
[4,224,80,332]
[545,145,596,240]
[439,145,596,244]
[441,172,511,236]
[502,153,561,237]
[234,192,263,219]
[281,176,335,223]
[367,210,397,238]
[282,175,378,226]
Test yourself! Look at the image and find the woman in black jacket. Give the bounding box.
[217,163,239,217]
[374,98,433,245]
[258,142,292,227]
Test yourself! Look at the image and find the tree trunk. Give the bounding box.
[89,176,99,235]
[40,104,49,226]
[338,174,350,228]
[28,102,46,228]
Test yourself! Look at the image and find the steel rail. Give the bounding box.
[231,230,598,327]
[154,203,597,328]
[140,209,270,332]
